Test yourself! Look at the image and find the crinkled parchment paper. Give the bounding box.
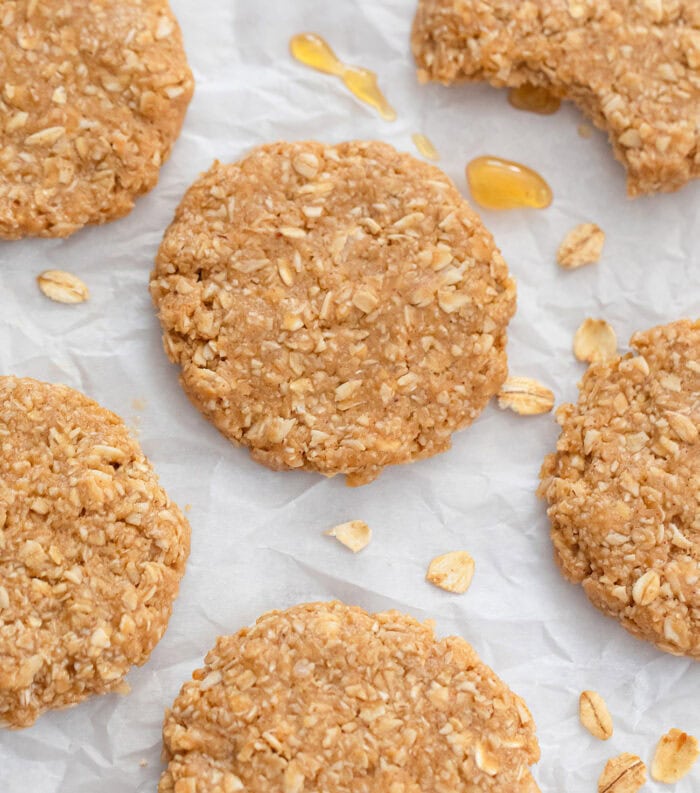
[1,1,699,790]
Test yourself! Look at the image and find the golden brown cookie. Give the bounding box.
[539,320,699,658]
[151,140,516,485]
[160,601,541,792]
[412,0,700,196]
[0,0,193,239]
[0,377,191,727]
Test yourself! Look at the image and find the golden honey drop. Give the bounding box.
[411,133,439,160]
[508,83,561,115]
[466,156,552,210]
[290,33,396,121]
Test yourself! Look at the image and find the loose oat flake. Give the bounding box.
[324,520,371,553]
[426,551,475,593]
[573,318,617,363]
[37,269,89,304]
[651,728,699,783]
[598,753,646,793]
[498,377,555,415]
[557,223,605,269]
[579,690,613,740]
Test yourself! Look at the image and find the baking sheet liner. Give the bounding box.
[1,1,699,790]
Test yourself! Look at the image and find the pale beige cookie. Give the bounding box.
[160,601,540,792]
[412,0,700,196]
[0,377,190,727]
[0,0,193,239]
[151,141,516,485]
[539,320,700,658]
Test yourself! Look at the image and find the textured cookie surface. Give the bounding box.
[160,601,540,792]
[539,320,699,658]
[151,140,516,485]
[0,377,190,727]
[412,0,700,196]
[0,0,193,239]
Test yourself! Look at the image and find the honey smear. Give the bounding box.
[290,33,396,121]
[508,83,561,115]
[412,133,439,160]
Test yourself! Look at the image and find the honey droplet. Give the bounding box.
[290,33,396,121]
[508,84,561,115]
[412,133,439,160]
[341,67,396,121]
[289,32,343,76]
[466,156,552,210]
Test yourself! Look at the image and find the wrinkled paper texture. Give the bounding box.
[1,1,699,790]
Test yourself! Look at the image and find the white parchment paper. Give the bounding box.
[1,1,699,790]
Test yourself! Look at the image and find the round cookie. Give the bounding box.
[539,320,699,659]
[151,140,516,485]
[0,376,190,727]
[160,601,540,792]
[0,0,193,239]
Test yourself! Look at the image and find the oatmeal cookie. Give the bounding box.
[412,0,700,196]
[151,141,516,485]
[0,377,190,727]
[160,601,540,792]
[0,0,193,239]
[539,320,699,658]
